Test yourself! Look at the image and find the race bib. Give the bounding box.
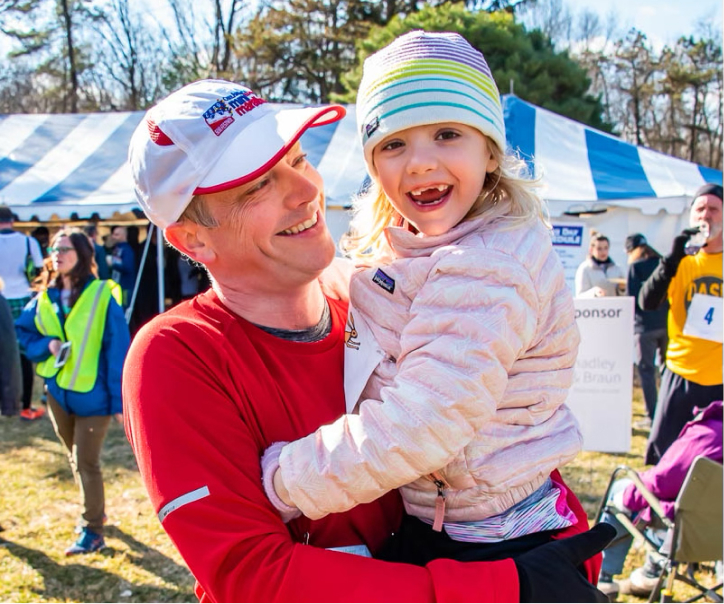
[683,294,723,343]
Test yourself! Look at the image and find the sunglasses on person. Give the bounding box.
[48,246,75,254]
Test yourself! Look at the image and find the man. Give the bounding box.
[0,205,45,420]
[124,79,613,602]
[109,225,137,310]
[639,184,723,464]
[84,224,110,280]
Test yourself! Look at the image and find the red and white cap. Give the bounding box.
[128,79,346,228]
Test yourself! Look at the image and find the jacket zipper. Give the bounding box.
[429,471,448,532]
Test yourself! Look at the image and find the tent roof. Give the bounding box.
[504,96,722,216]
[1,97,721,221]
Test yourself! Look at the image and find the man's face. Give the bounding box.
[690,194,723,245]
[197,143,336,290]
[111,226,127,244]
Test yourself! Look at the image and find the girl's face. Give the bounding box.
[372,122,498,237]
[50,236,78,276]
[591,240,610,262]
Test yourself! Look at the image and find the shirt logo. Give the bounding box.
[372,268,395,294]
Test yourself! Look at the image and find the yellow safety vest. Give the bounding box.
[34,280,122,393]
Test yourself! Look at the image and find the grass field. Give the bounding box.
[0,382,717,603]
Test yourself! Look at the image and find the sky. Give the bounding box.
[566,0,722,47]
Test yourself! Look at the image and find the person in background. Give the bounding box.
[0,205,45,420]
[129,224,161,335]
[109,225,137,311]
[15,229,130,555]
[625,234,669,428]
[30,226,50,260]
[639,184,723,465]
[575,232,625,297]
[123,78,613,603]
[0,276,22,418]
[596,400,722,599]
[84,224,110,280]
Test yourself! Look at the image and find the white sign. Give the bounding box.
[552,222,586,294]
[566,297,634,453]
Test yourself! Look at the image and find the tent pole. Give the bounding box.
[125,224,154,324]
[157,229,165,314]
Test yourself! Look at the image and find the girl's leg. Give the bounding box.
[47,394,78,480]
[73,415,111,534]
[378,514,555,566]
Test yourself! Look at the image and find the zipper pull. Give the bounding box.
[432,479,446,532]
[302,531,310,545]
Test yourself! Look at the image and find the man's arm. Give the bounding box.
[639,228,698,310]
[123,317,519,603]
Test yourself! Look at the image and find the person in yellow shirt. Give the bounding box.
[639,183,723,464]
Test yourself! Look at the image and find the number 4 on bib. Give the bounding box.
[684,294,723,343]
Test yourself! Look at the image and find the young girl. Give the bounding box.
[262,30,584,565]
[15,229,130,555]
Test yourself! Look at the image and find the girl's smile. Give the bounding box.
[372,122,498,237]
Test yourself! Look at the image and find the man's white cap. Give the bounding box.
[128,79,346,228]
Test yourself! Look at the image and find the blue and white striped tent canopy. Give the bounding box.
[1,96,720,224]
[504,96,722,216]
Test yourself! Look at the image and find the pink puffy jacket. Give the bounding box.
[279,215,583,522]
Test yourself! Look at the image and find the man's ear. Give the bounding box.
[165,221,215,265]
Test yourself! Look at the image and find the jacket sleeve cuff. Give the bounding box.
[261,441,301,523]
[427,557,519,602]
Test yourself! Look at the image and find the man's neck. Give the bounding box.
[704,240,723,254]
[213,279,327,330]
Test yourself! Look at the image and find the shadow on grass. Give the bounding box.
[105,525,194,587]
[0,412,139,476]
[0,538,188,602]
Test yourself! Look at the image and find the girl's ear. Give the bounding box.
[485,145,499,174]
[165,221,215,265]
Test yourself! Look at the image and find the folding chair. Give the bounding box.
[596,456,723,603]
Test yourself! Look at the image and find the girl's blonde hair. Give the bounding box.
[341,141,548,262]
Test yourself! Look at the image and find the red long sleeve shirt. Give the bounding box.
[123,290,596,602]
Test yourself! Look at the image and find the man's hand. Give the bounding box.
[663,227,701,276]
[515,522,616,603]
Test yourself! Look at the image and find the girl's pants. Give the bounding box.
[378,513,556,566]
[47,393,111,534]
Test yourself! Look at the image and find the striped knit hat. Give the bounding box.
[356,30,506,176]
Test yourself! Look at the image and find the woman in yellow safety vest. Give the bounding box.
[15,229,130,556]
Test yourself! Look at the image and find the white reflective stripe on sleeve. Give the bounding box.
[326,544,372,558]
[158,486,210,523]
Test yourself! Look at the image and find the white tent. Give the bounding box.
[503,96,722,266]
[1,97,721,266]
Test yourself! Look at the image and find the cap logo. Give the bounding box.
[202,89,267,136]
[364,116,379,140]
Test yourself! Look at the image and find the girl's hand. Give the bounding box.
[113,413,123,425]
[48,339,63,356]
